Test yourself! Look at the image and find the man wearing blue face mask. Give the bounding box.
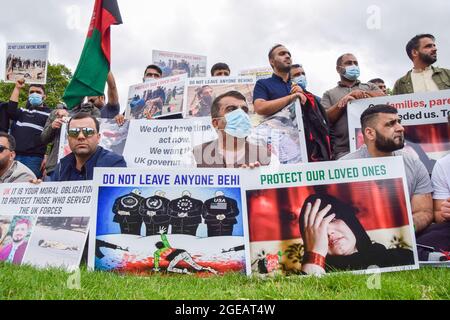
[193,91,272,168]
[7,79,51,178]
[321,53,384,159]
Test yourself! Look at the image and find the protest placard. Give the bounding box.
[0,181,92,270]
[240,157,418,276]
[152,50,207,77]
[239,67,272,80]
[5,42,49,84]
[126,74,187,119]
[88,167,247,276]
[348,90,450,173]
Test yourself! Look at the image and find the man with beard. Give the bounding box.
[321,53,384,159]
[190,85,214,117]
[342,104,433,234]
[0,218,32,264]
[0,132,36,183]
[393,34,450,95]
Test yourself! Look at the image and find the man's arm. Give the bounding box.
[106,71,119,105]
[7,79,26,120]
[411,193,433,232]
[254,95,297,116]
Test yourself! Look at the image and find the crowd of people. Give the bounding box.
[0,33,449,273]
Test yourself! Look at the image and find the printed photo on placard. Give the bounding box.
[89,168,247,277]
[5,42,49,84]
[0,216,36,265]
[348,90,450,173]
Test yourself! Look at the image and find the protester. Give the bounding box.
[393,34,450,95]
[193,91,272,168]
[321,53,384,159]
[143,64,163,82]
[368,78,387,94]
[7,79,51,178]
[0,132,36,183]
[342,105,433,236]
[211,63,230,76]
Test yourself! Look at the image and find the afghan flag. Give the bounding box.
[63,0,122,109]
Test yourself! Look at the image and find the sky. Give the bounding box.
[0,0,449,109]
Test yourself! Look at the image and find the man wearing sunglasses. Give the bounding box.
[48,113,126,182]
[7,79,51,179]
[0,132,36,183]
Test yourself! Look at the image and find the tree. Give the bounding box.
[0,63,72,108]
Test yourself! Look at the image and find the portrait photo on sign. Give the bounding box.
[93,185,246,276]
[246,179,416,276]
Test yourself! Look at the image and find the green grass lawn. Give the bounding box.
[1,263,449,300]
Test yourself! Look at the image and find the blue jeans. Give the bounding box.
[15,155,44,179]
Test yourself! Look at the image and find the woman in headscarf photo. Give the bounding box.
[299,194,414,275]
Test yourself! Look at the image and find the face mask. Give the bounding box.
[28,93,43,107]
[342,65,360,81]
[293,75,308,90]
[224,108,252,138]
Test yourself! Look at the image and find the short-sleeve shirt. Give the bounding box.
[431,153,450,200]
[341,145,433,198]
[100,103,120,119]
[321,81,380,158]
[253,73,292,103]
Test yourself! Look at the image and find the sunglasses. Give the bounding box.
[0,145,11,153]
[67,127,96,138]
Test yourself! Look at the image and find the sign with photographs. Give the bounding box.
[348,90,450,174]
[88,167,247,277]
[241,157,418,276]
[0,181,91,270]
[152,50,207,78]
[5,42,49,84]
[126,74,187,119]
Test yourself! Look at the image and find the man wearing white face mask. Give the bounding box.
[321,53,384,159]
[193,91,272,168]
[7,79,51,178]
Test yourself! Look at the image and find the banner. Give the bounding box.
[0,181,92,269]
[88,167,247,276]
[348,90,450,173]
[152,50,207,78]
[5,42,49,84]
[241,157,418,276]
[239,67,272,80]
[126,74,187,119]
[183,76,257,119]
